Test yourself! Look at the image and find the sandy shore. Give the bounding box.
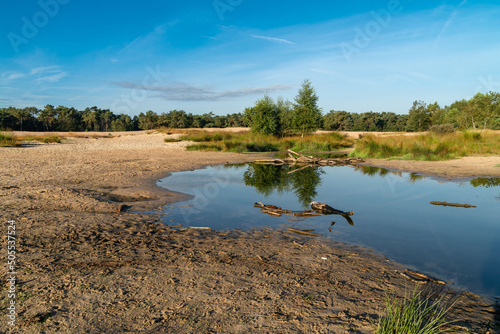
[1,131,498,333]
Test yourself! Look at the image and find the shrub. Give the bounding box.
[429,124,455,135]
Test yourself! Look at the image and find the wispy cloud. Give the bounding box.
[433,0,468,48]
[2,72,26,80]
[118,35,144,54]
[35,72,68,83]
[110,81,293,101]
[250,34,295,45]
[30,65,62,75]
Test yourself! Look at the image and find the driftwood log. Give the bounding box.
[254,202,321,217]
[310,201,354,216]
[287,228,322,237]
[430,201,477,208]
[400,269,446,285]
[254,150,364,166]
[254,202,354,227]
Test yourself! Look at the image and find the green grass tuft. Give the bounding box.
[164,138,182,143]
[42,136,61,143]
[0,133,21,147]
[376,288,458,334]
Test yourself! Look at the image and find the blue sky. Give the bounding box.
[1,0,499,116]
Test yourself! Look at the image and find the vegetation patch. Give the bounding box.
[0,133,21,147]
[42,136,61,143]
[182,131,353,153]
[164,138,182,143]
[376,288,458,334]
[351,131,500,161]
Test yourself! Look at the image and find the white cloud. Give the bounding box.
[35,72,68,83]
[2,72,26,80]
[110,81,293,101]
[250,34,295,45]
[30,65,62,75]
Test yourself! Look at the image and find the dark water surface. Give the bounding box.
[158,164,500,298]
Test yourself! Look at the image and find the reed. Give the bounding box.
[351,131,500,161]
[180,131,353,153]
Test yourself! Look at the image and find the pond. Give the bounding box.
[158,163,500,299]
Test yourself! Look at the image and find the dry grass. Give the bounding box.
[351,131,500,161]
[179,131,354,153]
[0,133,21,147]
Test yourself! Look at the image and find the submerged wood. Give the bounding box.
[310,201,354,216]
[430,201,477,208]
[254,202,352,220]
[287,228,322,237]
[254,150,364,166]
[400,269,446,285]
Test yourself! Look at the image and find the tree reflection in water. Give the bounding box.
[243,163,323,208]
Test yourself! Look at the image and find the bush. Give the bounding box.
[429,124,455,135]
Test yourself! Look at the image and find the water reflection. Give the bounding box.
[470,177,500,188]
[241,163,500,208]
[243,164,323,208]
[160,163,500,297]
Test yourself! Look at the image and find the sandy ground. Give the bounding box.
[1,131,499,333]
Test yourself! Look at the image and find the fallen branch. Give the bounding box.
[430,201,477,208]
[400,269,446,285]
[253,150,364,166]
[311,201,354,216]
[288,228,322,237]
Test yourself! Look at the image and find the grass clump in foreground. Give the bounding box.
[164,138,182,143]
[376,287,458,334]
[180,131,353,153]
[0,133,21,147]
[351,131,500,161]
[42,136,61,143]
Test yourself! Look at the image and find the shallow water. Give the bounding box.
[158,163,500,298]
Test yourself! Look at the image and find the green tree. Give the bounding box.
[406,100,431,132]
[38,104,57,131]
[137,110,158,130]
[276,96,293,136]
[0,108,17,130]
[56,106,82,131]
[12,107,36,131]
[247,95,280,136]
[323,110,352,131]
[292,79,322,137]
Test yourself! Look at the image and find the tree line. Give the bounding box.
[324,92,500,132]
[0,105,248,132]
[1,84,499,133]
